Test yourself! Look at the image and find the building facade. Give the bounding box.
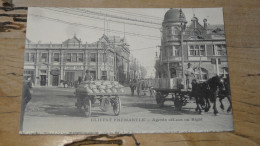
[24,34,130,86]
[155,8,228,81]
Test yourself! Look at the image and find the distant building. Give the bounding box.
[24,34,130,86]
[156,8,228,81]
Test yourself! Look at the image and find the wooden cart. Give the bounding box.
[151,77,190,111]
[75,91,122,117]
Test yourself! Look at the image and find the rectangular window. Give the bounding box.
[213,45,226,56]
[41,53,48,62]
[169,46,173,56]
[90,71,96,80]
[101,71,107,80]
[30,53,35,62]
[66,53,71,62]
[78,53,83,62]
[54,53,59,62]
[72,53,77,62]
[90,53,96,62]
[40,70,47,74]
[189,45,194,56]
[189,45,206,56]
[25,53,29,62]
[103,53,107,63]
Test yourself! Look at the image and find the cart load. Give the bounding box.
[76,80,125,96]
[75,80,124,117]
[151,77,184,90]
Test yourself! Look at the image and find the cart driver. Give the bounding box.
[185,63,195,89]
[76,70,93,108]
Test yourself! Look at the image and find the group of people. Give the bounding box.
[129,79,153,97]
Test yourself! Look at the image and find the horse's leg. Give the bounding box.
[219,96,225,110]
[213,94,218,115]
[205,97,210,112]
[227,95,232,113]
[195,96,202,114]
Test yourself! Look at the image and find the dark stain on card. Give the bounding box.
[64,134,140,146]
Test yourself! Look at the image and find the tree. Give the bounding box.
[140,66,147,79]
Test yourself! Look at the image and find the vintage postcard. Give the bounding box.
[20,7,234,134]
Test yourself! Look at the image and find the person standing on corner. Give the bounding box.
[20,77,32,131]
[185,63,195,90]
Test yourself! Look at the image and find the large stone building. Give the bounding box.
[24,34,130,86]
[155,8,228,81]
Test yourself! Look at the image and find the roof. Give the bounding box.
[62,35,81,44]
[184,16,225,40]
[163,8,187,24]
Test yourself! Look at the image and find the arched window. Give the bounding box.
[192,29,201,36]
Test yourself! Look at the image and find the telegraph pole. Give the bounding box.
[181,29,184,78]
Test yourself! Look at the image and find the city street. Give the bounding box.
[22,87,233,134]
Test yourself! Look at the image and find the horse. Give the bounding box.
[191,79,208,114]
[218,76,232,113]
[191,75,226,115]
[205,75,226,115]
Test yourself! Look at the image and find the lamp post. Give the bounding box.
[180,23,186,79]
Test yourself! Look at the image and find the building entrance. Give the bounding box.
[40,75,46,86]
[52,75,59,86]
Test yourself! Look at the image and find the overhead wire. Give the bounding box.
[29,14,161,40]
[60,8,162,25]
[44,8,161,29]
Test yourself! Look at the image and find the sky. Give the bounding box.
[26,7,224,78]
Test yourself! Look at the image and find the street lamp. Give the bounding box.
[180,22,186,79]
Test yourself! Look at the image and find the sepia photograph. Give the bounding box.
[20,7,233,134]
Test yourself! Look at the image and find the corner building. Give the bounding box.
[24,34,130,86]
[156,8,228,81]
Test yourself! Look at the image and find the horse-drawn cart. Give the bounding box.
[75,81,124,117]
[151,77,190,111]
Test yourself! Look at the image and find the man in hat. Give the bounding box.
[185,63,195,89]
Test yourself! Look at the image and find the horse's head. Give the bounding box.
[211,75,226,91]
[191,79,198,86]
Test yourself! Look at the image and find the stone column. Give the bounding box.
[47,50,52,86]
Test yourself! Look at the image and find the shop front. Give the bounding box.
[50,70,60,86]
[64,66,84,85]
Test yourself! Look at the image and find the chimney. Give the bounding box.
[203,19,207,30]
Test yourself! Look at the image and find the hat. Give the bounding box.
[188,63,191,66]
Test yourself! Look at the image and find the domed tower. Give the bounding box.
[159,8,187,78]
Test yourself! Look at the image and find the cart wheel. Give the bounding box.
[84,98,92,117]
[174,95,183,111]
[113,96,121,116]
[156,92,164,107]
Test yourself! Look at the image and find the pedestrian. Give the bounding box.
[185,63,195,90]
[20,78,32,131]
[136,80,141,96]
[78,76,82,85]
[130,79,136,96]
[84,70,93,81]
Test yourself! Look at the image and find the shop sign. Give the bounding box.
[50,70,60,75]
